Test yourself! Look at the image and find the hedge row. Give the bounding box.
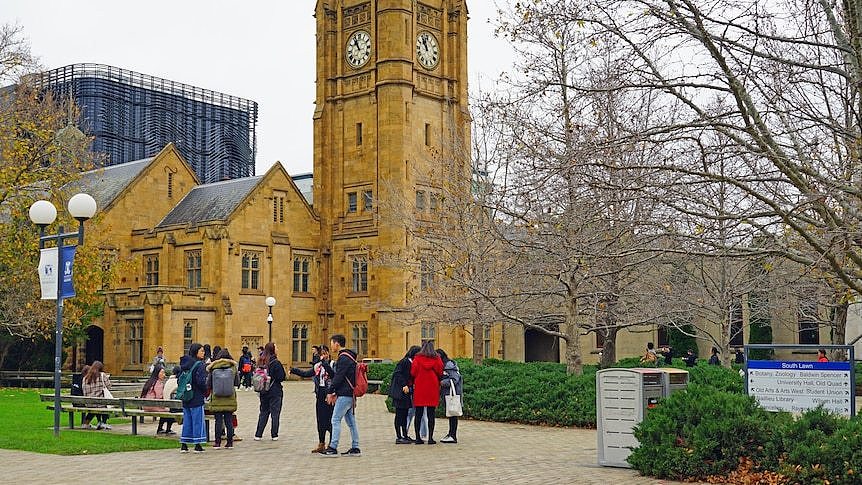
[629,384,862,484]
[368,357,743,428]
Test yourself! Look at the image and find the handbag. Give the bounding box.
[444,381,463,417]
[101,375,115,400]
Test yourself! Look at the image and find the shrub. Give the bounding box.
[774,410,862,485]
[627,384,780,480]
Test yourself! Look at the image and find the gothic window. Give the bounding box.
[241,251,262,290]
[144,254,159,286]
[351,255,368,293]
[185,250,202,289]
[421,322,436,346]
[292,323,309,363]
[348,192,358,213]
[293,256,311,293]
[352,322,368,357]
[129,319,144,364]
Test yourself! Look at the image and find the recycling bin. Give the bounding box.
[596,368,664,468]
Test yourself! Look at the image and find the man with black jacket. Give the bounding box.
[319,334,361,457]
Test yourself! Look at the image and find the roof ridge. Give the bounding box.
[191,175,263,189]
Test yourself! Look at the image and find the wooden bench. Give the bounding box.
[40,394,213,437]
[40,395,126,429]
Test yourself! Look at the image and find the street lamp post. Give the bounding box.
[265,296,276,343]
[29,193,97,438]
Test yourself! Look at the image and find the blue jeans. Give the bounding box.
[329,396,359,450]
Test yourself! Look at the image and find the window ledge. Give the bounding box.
[240,289,265,296]
[347,292,369,298]
[292,292,315,298]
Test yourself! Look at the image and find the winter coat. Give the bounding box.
[179,355,208,409]
[411,354,443,407]
[328,349,358,397]
[440,360,463,398]
[83,372,112,408]
[389,357,413,409]
[206,358,238,412]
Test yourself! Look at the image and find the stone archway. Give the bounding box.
[84,325,104,365]
[524,328,560,362]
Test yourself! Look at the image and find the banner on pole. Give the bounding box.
[60,245,76,299]
[38,248,58,300]
[38,246,76,300]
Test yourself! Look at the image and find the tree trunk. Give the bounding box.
[600,326,618,368]
[472,321,484,365]
[564,297,583,375]
[831,301,849,361]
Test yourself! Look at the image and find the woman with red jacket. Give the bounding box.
[410,341,444,444]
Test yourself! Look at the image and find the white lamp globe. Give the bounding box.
[29,200,57,225]
[265,296,277,308]
[68,193,97,220]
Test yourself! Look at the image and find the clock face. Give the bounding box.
[416,31,440,69]
[346,30,372,68]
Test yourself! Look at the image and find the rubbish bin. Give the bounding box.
[596,368,664,468]
[659,368,689,396]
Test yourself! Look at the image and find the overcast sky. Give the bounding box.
[3,1,513,176]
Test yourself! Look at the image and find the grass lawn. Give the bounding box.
[0,388,178,455]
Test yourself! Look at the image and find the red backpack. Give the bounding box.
[343,353,368,397]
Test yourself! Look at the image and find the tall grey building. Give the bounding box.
[35,63,258,183]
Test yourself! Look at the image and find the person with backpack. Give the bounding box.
[178,343,208,453]
[207,348,238,449]
[290,345,333,453]
[437,348,462,444]
[390,346,420,444]
[319,334,361,457]
[238,346,253,391]
[253,342,286,441]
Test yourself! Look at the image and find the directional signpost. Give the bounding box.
[744,344,856,418]
[747,360,853,417]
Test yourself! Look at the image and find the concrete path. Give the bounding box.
[2,381,685,484]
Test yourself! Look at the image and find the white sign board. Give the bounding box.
[747,360,854,417]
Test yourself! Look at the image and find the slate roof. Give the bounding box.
[157,176,263,227]
[292,173,313,205]
[70,158,153,210]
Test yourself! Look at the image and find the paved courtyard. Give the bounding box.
[2,381,686,484]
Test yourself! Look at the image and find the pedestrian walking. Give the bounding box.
[411,341,443,444]
[238,346,253,390]
[254,342,286,441]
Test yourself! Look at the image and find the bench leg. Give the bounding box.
[131,416,137,435]
[68,412,74,429]
[205,419,210,442]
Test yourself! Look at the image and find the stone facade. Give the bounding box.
[86,1,502,373]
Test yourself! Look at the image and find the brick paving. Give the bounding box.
[2,381,689,484]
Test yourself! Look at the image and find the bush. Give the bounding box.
[773,410,862,485]
[627,384,781,480]
[372,357,742,428]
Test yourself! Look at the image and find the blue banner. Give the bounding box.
[748,360,851,371]
[59,245,76,299]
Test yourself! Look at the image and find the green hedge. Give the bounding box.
[629,385,862,483]
[367,357,743,428]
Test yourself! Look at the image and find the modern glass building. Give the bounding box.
[35,63,258,183]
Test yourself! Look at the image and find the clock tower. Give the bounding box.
[312,0,470,358]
